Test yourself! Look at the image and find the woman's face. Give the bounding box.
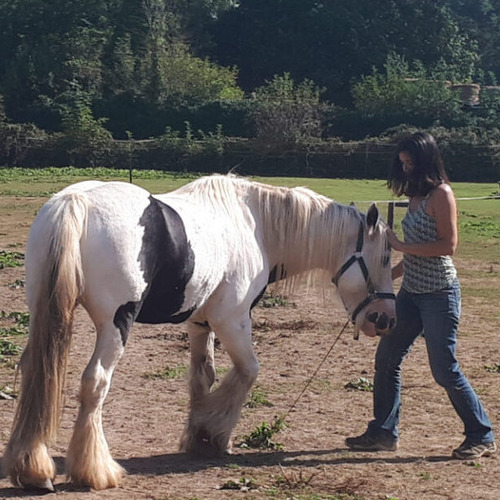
[399,151,414,175]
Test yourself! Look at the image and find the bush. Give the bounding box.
[250,73,329,145]
[350,54,464,136]
[0,122,48,166]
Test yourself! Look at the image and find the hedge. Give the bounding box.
[1,128,499,182]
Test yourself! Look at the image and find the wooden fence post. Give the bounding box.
[387,201,409,229]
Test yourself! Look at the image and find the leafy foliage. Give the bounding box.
[143,365,188,380]
[0,311,29,328]
[0,250,24,269]
[212,0,493,101]
[350,54,464,134]
[0,385,17,400]
[259,291,289,308]
[0,310,28,364]
[245,387,273,408]
[220,477,259,491]
[240,415,286,450]
[251,73,327,144]
[344,377,374,392]
[2,1,500,142]
[0,340,22,356]
[484,363,500,373]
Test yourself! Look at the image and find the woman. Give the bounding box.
[346,132,496,459]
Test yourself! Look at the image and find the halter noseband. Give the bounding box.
[332,219,396,326]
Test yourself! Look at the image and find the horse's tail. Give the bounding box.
[4,192,87,488]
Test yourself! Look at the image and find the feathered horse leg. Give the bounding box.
[180,316,259,456]
[66,320,126,490]
[3,194,87,491]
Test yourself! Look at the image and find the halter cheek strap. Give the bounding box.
[332,220,396,326]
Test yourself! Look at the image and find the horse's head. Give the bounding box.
[332,204,396,338]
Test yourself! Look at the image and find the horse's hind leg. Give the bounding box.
[180,316,259,456]
[66,319,127,489]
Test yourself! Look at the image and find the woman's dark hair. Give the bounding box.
[387,132,449,197]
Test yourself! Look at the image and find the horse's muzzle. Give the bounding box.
[367,312,396,336]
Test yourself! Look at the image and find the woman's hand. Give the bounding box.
[387,228,403,252]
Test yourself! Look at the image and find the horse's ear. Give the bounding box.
[349,201,356,207]
[366,203,379,234]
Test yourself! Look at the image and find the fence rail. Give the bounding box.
[384,196,499,229]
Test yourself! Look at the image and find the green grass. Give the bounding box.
[220,477,259,491]
[0,250,24,269]
[484,363,500,373]
[245,387,274,408]
[0,310,29,363]
[240,415,286,450]
[0,311,30,327]
[0,167,199,197]
[259,292,290,308]
[0,339,22,356]
[344,377,374,392]
[143,364,188,380]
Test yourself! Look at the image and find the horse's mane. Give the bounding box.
[176,174,386,290]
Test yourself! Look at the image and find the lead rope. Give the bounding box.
[281,318,351,423]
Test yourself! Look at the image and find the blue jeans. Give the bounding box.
[367,279,494,444]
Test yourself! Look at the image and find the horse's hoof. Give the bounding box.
[37,478,55,492]
[18,477,55,492]
[181,427,228,458]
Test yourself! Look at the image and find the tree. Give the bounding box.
[0,0,112,126]
[0,94,6,122]
[251,73,327,144]
[348,53,466,136]
[210,0,484,105]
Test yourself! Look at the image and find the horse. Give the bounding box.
[3,174,396,491]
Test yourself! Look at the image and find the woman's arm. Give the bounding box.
[387,184,458,257]
[391,259,404,280]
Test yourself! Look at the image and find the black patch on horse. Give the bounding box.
[251,286,267,310]
[114,301,141,345]
[250,265,287,310]
[134,196,196,324]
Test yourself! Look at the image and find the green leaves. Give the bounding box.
[240,415,286,450]
[0,250,24,269]
[251,73,327,144]
[0,310,28,363]
[344,377,374,392]
[143,364,188,380]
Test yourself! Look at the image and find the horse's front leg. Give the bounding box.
[180,315,258,456]
[186,322,216,402]
[66,319,126,490]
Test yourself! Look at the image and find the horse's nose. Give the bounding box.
[375,313,396,336]
[367,312,378,323]
[375,312,389,331]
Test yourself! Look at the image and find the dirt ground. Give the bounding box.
[1,196,499,500]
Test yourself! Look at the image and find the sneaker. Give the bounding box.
[452,440,496,460]
[345,431,398,452]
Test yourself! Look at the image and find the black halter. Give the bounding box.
[332,219,396,324]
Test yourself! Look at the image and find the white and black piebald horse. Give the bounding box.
[3,174,396,491]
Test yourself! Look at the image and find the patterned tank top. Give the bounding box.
[401,193,457,294]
